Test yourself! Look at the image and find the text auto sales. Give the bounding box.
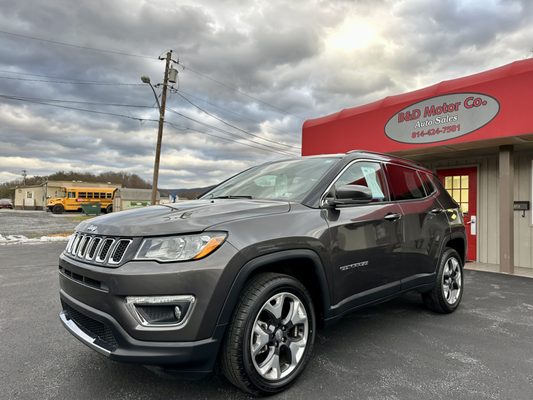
[397,96,488,138]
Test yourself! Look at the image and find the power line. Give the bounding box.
[0,29,305,120]
[0,29,157,60]
[0,94,155,108]
[177,88,296,136]
[0,68,301,144]
[0,68,146,86]
[0,75,143,86]
[0,90,301,154]
[1,66,299,138]
[179,63,306,120]
[166,107,298,156]
[0,94,159,122]
[164,121,294,157]
[175,91,301,150]
[0,94,297,157]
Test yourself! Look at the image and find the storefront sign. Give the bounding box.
[385,93,499,144]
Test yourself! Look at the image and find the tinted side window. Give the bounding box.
[420,172,436,195]
[387,164,425,200]
[334,161,388,202]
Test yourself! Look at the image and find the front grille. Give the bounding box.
[63,303,118,351]
[110,240,130,264]
[98,239,115,262]
[87,238,101,259]
[65,233,132,266]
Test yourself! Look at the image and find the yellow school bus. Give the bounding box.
[47,187,117,214]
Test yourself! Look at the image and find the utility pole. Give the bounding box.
[21,169,27,185]
[150,50,172,206]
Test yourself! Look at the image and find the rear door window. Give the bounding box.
[387,164,426,200]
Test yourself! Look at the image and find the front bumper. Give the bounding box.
[59,290,224,375]
[58,242,239,374]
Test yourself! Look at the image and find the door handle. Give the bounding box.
[384,213,401,221]
[429,208,444,215]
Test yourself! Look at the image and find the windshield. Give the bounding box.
[201,157,339,202]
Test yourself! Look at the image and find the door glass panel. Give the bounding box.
[452,176,461,188]
[387,164,426,200]
[461,202,469,213]
[461,175,469,188]
[334,161,387,202]
[461,189,468,203]
[445,176,452,189]
[452,189,461,202]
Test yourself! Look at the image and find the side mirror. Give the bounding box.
[325,184,373,207]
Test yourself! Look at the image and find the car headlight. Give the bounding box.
[134,233,227,262]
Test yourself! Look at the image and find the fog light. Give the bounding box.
[125,295,195,328]
[174,305,182,320]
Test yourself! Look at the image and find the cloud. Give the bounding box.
[0,0,531,187]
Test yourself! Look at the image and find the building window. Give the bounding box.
[26,192,33,199]
[444,175,469,213]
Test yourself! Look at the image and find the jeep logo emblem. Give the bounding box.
[86,225,98,233]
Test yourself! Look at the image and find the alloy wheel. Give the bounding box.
[442,257,462,305]
[250,292,309,381]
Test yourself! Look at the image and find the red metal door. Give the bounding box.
[437,167,477,261]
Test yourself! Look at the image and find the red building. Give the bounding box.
[302,59,533,275]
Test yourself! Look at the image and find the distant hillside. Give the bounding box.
[159,186,216,200]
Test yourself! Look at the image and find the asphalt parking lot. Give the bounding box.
[1,243,533,400]
[0,210,87,238]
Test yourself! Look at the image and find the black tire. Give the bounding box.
[105,205,113,214]
[422,248,464,313]
[52,204,64,214]
[221,273,316,396]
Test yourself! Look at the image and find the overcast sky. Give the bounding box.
[0,0,531,188]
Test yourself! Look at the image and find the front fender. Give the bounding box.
[215,249,332,327]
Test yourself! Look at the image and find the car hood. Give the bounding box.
[76,199,291,237]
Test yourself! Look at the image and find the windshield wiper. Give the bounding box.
[211,195,253,199]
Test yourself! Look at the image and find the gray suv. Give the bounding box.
[58,151,466,395]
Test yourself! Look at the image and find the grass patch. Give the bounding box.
[71,215,96,222]
[47,232,74,237]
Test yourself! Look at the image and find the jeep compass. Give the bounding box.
[58,151,466,395]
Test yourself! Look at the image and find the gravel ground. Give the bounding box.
[1,243,533,399]
[0,209,91,238]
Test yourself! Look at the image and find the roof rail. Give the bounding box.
[346,149,423,167]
